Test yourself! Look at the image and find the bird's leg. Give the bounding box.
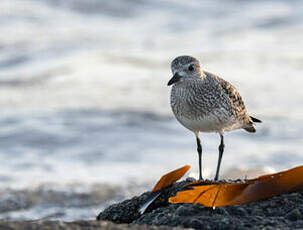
[215,133,225,181]
[195,134,203,180]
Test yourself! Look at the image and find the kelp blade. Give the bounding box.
[169,165,303,207]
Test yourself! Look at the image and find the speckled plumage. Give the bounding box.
[167,55,261,180]
[170,59,255,133]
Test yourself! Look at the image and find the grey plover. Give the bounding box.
[167,55,261,180]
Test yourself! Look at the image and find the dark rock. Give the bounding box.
[97,178,303,230]
[96,197,142,223]
[286,208,301,221]
[212,207,229,216]
[182,218,203,229]
[250,207,264,216]
[294,220,303,228]
[97,179,194,223]
[227,206,248,216]
[175,205,195,217]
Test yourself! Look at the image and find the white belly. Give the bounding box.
[176,115,241,133]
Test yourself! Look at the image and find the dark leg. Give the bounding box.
[196,135,203,180]
[214,133,225,181]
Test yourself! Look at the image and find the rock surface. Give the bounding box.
[98,178,303,229]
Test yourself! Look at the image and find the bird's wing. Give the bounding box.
[204,71,252,125]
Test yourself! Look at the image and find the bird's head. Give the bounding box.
[168,55,203,86]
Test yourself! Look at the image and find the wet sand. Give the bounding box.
[0,220,181,230]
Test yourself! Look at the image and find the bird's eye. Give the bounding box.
[188,65,194,71]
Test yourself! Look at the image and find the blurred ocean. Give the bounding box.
[0,0,303,221]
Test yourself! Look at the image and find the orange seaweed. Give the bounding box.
[152,165,190,192]
[169,165,303,207]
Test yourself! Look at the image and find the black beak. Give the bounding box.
[167,73,182,86]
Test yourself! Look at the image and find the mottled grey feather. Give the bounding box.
[169,56,259,133]
[204,71,255,130]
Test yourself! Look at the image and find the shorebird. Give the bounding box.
[167,55,261,181]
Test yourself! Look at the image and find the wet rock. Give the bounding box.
[182,218,203,229]
[286,208,301,221]
[97,179,303,230]
[294,220,303,228]
[175,205,196,217]
[97,179,194,223]
[227,206,248,216]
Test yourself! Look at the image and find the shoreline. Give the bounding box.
[0,220,182,230]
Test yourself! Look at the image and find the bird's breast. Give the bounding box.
[170,85,212,120]
[170,85,238,132]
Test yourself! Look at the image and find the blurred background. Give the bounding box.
[0,0,303,221]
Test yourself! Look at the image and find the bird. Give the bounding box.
[167,55,261,181]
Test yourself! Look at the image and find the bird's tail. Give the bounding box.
[250,116,262,123]
[243,116,262,133]
[243,125,256,133]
